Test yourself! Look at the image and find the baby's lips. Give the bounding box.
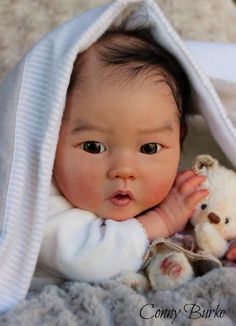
[109,190,134,200]
[109,190,134,207]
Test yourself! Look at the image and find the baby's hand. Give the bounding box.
[137,170,208,241]
[156,170,209,236]
[226,242,236,261]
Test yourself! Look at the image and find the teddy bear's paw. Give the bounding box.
[147,252,193,290]
[115,271,150,293]
[160,255,183,277]
[192,154,218,175]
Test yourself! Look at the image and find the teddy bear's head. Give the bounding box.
[190,154,236,241]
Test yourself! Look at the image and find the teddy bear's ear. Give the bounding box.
[192,154,219,175]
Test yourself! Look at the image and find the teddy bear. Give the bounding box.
[191,154,236,257]
[141,154,236,291]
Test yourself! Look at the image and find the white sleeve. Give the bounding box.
[38,184,149,282]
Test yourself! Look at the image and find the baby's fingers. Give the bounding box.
[226,243,236,260]
[185,189,209,209]
[174,170,195,188]
[179,175,206,195]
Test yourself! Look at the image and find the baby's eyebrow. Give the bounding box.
[138,122,174,134]
[71,122,109,134]
[71,121,174,134]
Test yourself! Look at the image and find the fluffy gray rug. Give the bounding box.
[0,267,236,325]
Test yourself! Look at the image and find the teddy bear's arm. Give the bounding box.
[146,250,193,290]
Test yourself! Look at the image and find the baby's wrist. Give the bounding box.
[137,209,170,241]
[152,206,175,237]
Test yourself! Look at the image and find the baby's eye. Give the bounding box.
[81,141,106,154]
[201,204,207,210]
[140,143,161,155]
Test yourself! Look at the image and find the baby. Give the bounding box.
[38,28,209,282]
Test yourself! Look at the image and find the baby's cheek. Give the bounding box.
[70,171,101,209]
[147,180,174,206]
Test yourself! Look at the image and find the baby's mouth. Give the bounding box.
[109,191,133,207]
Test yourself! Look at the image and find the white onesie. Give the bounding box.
[38,182,150,282]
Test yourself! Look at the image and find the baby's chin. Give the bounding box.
[96,207,149,221]
[101,214,134,221]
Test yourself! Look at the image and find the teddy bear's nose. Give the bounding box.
[208,212,220,224]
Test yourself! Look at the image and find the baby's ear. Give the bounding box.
[192,154,219,175]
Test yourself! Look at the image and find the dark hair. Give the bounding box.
[67,28,192,142]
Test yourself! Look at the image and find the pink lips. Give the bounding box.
[109,191,133,207]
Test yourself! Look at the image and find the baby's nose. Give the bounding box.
[208,212,220,224]
[108,166,137,180]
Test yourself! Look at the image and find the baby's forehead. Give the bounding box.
[70,32,169,90]
[66,28,189,125]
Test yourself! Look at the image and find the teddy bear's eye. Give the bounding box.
[225,217,229,224]
[201,204,207,210]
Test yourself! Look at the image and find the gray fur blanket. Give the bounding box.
[1,267,236,325]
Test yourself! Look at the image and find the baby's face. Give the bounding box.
[53,52,181,220]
